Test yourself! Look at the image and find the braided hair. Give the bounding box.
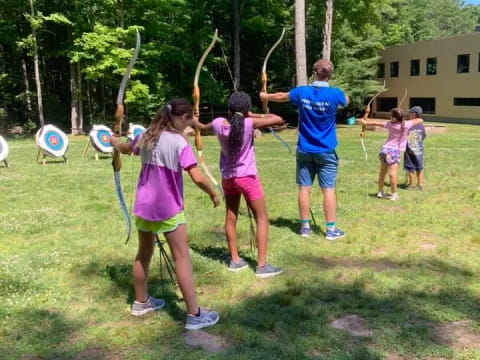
[227,91,251,161]
[137,98,192,149]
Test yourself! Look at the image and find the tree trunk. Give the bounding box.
[322,0,334,61]
[21,57,33,123]
[295,0,308,85]
[70,63,80,135]
[77,63,84,133]
[118,0,125,28]
[232,0,241,90]
[29,0,45,128]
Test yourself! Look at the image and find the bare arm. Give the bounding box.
[249,112,284,129]
[259,91,290,103]
[186,166,220,207]
[357,118,387,128]
[191,115,213,131]
[110,135,133,155]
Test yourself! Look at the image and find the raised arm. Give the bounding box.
[249,112,284,129]
[191,114,213,131]
[110,135,133,155]
[259,91,290,103]
[410,117,424,127]
[357,118,387,128]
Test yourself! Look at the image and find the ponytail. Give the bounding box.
[226,91,251,161]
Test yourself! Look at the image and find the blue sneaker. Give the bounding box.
[185,308,219,330]
[325,228,345,241]
[228,258,248,272]
[299,227,311,237]
[255,264,283,278]
[131,296,165,316]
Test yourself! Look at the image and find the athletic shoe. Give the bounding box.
[255,264,283,278]
[405,184,415,190]
[377,191,387,198]
[228,258,249,272]
[131,296,165,316]
[390,193,400,201]
[417,185,423,191]
[325,228,345,241]
[185,308,219,330]
[299,227,311,237]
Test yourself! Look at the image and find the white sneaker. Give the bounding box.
[390,193,399,201]
[377,191,387,198]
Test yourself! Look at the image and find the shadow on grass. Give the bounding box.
[270,216,323,236]
[189,244,258,269]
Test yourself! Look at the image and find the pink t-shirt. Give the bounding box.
[211,117,257,179]
[131,131,197,221]
[383,120,414,151]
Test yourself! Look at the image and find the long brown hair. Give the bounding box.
[137,98,193,149]
[227,91,251,162]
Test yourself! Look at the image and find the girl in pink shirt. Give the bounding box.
[359,107,423,201]
[111,98,220,330]
[193,91,284,278]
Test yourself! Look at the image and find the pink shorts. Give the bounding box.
[222,175,264,202]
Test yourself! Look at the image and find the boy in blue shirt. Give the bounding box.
[260,59,348,240]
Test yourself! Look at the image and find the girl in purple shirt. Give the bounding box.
[193,91,284,278]
[111,98,220,330]
[359,107,423,201]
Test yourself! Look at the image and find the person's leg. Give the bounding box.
[296,151,315,234]
[224,194,242,263]
[417,170,423,188]
[378,161,388,194]
[246,196,268,267]
[164,224,199,315]
[408,171,415,186]
[133,230,156,302]
[322,188,336,223]
[389,163,399,194]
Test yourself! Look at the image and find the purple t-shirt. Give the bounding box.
[131,131,197,221]
[383,120,414,151]
[211,117,257,179]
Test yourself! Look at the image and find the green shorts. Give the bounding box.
[135,211,186,234]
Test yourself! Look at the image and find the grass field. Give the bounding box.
[1,123,479,360]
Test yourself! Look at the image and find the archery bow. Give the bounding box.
[261,28,292,154]
[192,29,223,196]
[359,80,387,161]
[113,29,140,244]
[398,88,408,109]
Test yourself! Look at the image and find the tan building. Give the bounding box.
[375,31,480,123]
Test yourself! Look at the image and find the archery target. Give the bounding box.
[127,123,145,141]
[35,124,69,158]
[0,135,9,162]
[89,125,113,153]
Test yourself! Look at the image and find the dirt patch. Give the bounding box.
[385,354,406,360]
[419,243,437,251]
[183,330,231,353]
[434,320,480,350]
[380,205,407,213]
[330,315,373,337]
[73,347,105,360]
[371,247,387,256]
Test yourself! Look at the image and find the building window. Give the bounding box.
[410,98,436,114]
[377,63,385,78]
[410,59,420,76]
[454,98,480,106]
[457,54,470,73]
[426,57,437,75]
[377,97,398,112]
[390,62,399,77]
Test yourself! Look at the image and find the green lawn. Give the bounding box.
[1,124,479,360]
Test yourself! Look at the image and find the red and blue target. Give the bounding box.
[36,124,69,158]
[89,125,113,153]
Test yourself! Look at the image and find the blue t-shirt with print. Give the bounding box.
[289,82,347,153]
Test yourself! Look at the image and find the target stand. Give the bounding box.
[0,135,9,168]
[35,125,69,165]
[83,125,114,160]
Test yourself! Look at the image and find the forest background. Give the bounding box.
[1,0,480,133]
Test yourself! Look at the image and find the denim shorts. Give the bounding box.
[296,150,338,188]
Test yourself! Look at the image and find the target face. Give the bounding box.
[0,135,9,162]
[127,123,146,141]
[89,125,113,153]
[36,124,69,158]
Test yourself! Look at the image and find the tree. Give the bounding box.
[295,0,308,85]
[322,0,333,61]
